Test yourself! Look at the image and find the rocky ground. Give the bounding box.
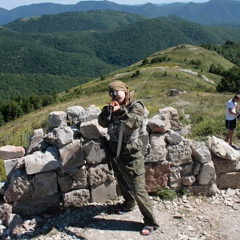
[3,188,240,240]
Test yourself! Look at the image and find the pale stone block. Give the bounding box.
[48,111,67,127]
[58,166,89,192]
[66,106,85,124]
[25,146,61,175]
[165,129,182,145]
[3,158,19,180]
[31,171,58,199]
[167,139,192,166]
[181,175,196,186]
[216,172,240,189]
[148,113,171,133]
[61,149,85,173]
[54,126,74,147]
[169,167,181,191]
[88,164,115,186]
[80,119,107,140]
[58,139,81,165]
[159,106,183,131]
[145,133,167,162]
[4,169,31,203]
[186,183,219,197]
[63,189,90,208]
[191,140,211,164]
[26,129,44,154]
[91,180,117,203]
[67,105,100,124]
[82,140,105,164]
[84,105,101,122]
[207,135,240,161]
[197,161,216,185]
[0,145,25,160]
[212,154,240,174]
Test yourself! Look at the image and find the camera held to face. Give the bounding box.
[110,90,118,101]
[107,90,118,121]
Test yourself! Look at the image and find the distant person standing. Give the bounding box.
[225,94,240,148]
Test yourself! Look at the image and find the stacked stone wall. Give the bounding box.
[0,105,240,217]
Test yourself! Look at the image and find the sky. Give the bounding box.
[0,0,207,10]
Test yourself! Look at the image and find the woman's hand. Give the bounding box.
[109,101,120,112]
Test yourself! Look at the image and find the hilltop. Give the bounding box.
[0,44,236,147]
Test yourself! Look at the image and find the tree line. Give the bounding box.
[201,41,240,93]
[0,94,58,126]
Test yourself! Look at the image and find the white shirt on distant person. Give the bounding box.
[226,99,237,120]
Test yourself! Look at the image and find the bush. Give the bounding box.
[131,70,140,78]
[155,188,177,201]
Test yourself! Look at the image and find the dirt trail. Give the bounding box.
[8,189,239,240]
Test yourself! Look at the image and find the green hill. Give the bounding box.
[1,12,240,101]
[0,44,235,147]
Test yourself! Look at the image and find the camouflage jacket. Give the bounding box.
[98,100,145,176]
[98,100,144,142]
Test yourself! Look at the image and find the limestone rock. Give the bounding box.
[48,111,67,127]
[0,146,25,160]
[24,146,61,175]
[167,139,192,166]
[207,135,240,161]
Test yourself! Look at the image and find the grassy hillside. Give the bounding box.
[0,44,236,148]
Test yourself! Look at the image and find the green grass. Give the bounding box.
[155,188,177,201]
[0,159,6,181]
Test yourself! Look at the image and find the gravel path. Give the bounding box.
[7,188,240,240]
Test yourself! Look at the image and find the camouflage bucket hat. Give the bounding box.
[108,80,129,94]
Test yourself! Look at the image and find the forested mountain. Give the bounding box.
[1,0,240,26]
[175,0,240,25]
[1,11,240,101]
[3,10,146,33]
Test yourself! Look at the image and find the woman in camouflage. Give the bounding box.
[98,80,159,236]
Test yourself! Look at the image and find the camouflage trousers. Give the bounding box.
[111,141,159,228]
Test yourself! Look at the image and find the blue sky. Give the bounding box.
[0,0,207,10]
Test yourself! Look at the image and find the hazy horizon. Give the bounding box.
[0,0,207,10]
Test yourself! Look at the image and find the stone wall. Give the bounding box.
[0,105,240,217]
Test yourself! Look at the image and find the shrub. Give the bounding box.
[155,188,177,201]
[131,70,140,78]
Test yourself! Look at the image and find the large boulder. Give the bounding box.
[207,136,240,161]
